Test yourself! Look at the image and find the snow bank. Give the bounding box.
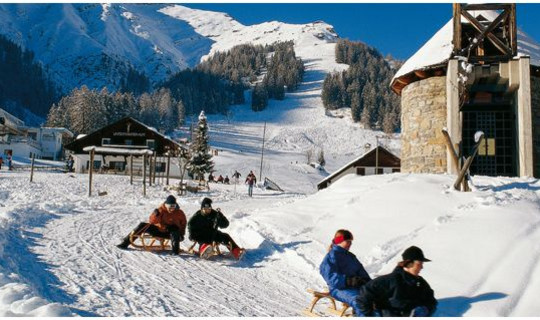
[0,201,72,316]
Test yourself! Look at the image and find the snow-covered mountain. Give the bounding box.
[0,4,340,94]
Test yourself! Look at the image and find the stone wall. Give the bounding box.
[532,76,540,178]
[400,77,447,173]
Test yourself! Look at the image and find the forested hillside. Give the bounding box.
[46,41,304,135]
[0,35,58,119]
[322,39,401,133]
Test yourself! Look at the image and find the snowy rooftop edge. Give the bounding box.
[393,10,540,83]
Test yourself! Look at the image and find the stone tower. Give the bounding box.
[391,4,540,178]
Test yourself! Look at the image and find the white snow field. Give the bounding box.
[1,169,540,316]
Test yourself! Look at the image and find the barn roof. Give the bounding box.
[391,10,540,94]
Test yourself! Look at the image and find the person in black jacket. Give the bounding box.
[188,197,244,260]
[357,246,437,317]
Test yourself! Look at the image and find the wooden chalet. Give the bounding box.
[317,146,400,190]
[65,117,183,175]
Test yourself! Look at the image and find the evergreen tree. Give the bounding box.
[187,111,214,181]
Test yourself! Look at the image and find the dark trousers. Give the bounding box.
[192,230,239,250]
[125,222,182,254]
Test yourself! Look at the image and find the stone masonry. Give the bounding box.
[400,76,447,173]
[532,76,540,178]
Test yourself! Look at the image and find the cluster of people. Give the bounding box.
[320,229,437,317]
[207,172,230,184]
[207,170,258,197]
[117,196,245,260]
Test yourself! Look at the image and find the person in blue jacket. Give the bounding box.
[319,229,371,316]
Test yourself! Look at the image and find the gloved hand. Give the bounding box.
[346,276,366,288]
[410,306,430,317]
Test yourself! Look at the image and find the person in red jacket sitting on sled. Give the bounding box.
[116,195,187,255]
[188,197,244,260]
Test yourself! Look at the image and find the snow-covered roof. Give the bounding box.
[317,146,400,188]
[392,10,540,86]
[83,146,154,156]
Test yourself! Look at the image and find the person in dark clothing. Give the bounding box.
[188,197,244,260]
[117,195,187,255]
[357,246,437,317]
[208,172,215,183]
[319,229,371,316]
[224,175,230,184]
[245,171,256,197]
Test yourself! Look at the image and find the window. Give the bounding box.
[102,138,111,145]
[392,168,400,173]
[146,139,156,150]
[377,168,384,175]
[155,162,166,173]
[356,167,365,176]
[86,160,102,170]
[125,139,133,145]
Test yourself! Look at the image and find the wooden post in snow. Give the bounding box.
[143,153,147,196]
[89,148,95,196]
[153,152,157,185]
[130,155,133,185]
[442,129,460,174]
[30,153,35,182]
[454,132,484,191]
[166,152,171,186]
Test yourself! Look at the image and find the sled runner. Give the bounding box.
[302,289,352,317]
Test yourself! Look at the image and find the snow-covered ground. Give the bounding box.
[1,168,539,316]
[2,5,540,316]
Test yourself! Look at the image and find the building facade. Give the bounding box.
[391,6,540,178]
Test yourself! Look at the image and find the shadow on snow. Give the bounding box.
[435,292,507,316]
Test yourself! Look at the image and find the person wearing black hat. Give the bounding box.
[188,197,244,260]
[116,195,187,255]
[356,246,437,317]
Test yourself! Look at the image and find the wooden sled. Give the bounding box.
[302,289,352,317]
[186,241,245,260]
[129,230,172,251]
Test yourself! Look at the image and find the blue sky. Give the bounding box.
[183,3,540,61]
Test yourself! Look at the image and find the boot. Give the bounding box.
[116,237,130,249]
[199,243,213,259]
[231,247,245,260]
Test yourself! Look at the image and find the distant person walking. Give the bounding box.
[7,154,12,170]
[245,170,256,197]
[0,156,3,170]
[232,170,241,184]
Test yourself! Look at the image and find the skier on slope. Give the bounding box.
[356,246,437,317]
[319,229,371,317]
[188,197,244,260]
[116,195,187,255]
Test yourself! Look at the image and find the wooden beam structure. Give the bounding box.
[453,4,517,60]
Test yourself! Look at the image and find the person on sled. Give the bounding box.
[319,229,371,316]
[188,197,244,260]
[116,195,187,255]
[357,246,437,317]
